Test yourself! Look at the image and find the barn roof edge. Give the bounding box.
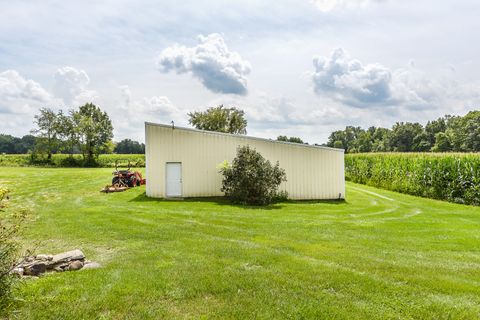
[145,122,345,153]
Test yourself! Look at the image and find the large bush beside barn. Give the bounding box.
[219,146,287,205]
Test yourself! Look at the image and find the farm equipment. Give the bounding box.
[101,159,146,193]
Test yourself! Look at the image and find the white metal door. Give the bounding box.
[166,162,182,197]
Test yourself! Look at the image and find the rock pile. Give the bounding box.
[11,249,100,277]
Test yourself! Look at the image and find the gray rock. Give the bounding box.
[53,262,70,271]
[68,260,84,271]
[53,266,65,272]
[82,262,101,270]
[11,267,24,276]
[51,249,85,264]
[35,254,49,261]
[24,262,46,276]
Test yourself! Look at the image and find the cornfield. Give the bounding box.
[346,153,480,205]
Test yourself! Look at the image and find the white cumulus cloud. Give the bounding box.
[113,85,189,141]
[119,85,131,110]
[311,48,443,109]
[137,96,183,121]
[311,0,381,12]
[53,66,96,106]
[0,70,52,114]
[157,33,251,95]
[208,92,348,130]
[118,85,186,124]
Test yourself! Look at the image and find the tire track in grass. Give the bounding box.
[349,186,395,202]
[349,185,423,221]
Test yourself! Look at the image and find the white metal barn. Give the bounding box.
[145,122,345,200]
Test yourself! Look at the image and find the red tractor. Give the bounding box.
[111,159,146,188]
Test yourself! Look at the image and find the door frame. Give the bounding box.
[165,162,183,198]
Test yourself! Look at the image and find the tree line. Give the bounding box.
[326,111,480,153]
[0,134,145,155]
[1,105,144,157]
[2,104,479,157]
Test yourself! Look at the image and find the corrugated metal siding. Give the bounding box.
[145,123,345,200]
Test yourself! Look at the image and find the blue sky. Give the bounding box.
[1,0,479,143]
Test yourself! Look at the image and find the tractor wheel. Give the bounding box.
[128,176,136,188]
[136,179,141,187]
[112,176,120,186]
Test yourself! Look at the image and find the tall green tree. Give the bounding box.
[188,105,247,134]
[0,135,16,154]
[56,110,78,155]
[449,111,480,151]
[425,117,447,146]
[277,136,304,144]
[114,139,145,154]
[327,126,364,153]
[353,130,373,153]
[72,103,113,162]
[432,132,452,152]
[31,108,60,160]
[0,135,38,154]
[327,130,347,150]
[333,140,344,149]
[371,127,391,152]
[412,131,432,152]
[389,122,424,152]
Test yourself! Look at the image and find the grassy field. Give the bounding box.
[1,167,479,319]
[0,154,145,167]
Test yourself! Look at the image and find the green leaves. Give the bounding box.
[276,136,304,144]
[0,187,7,208]
[0,186,20,315]
[326,111,480,153]
[219,146,287,205]
[188,105,247,134]
[346,153,480,205]
[72,103,114,161]
[31,103,114,165]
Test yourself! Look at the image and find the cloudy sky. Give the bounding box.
[1,0,479,143]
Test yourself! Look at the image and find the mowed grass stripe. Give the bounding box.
[0,167,479,319]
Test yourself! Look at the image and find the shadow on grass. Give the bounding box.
[283,199,347,205]
[129,192,346,210]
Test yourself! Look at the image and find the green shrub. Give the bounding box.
[346,153,480,205]
[0,187,7,206]
[58,156,83,167]
[219,146,287,205]
[0,187,22,315]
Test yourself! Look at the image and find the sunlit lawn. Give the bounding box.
[1,167,479,319]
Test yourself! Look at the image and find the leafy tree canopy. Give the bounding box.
[72,103,114,161]
[277,136,304,144]
[114,139,145,154]
[325,110,479,153]
[188,105,247,134]
[31,108,61,159]
[219,146,287,205]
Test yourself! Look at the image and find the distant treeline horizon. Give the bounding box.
[326,110,479,153]
[0,135,144,155]
[1,110,479,154]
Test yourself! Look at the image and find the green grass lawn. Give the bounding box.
[1,167,480,319]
